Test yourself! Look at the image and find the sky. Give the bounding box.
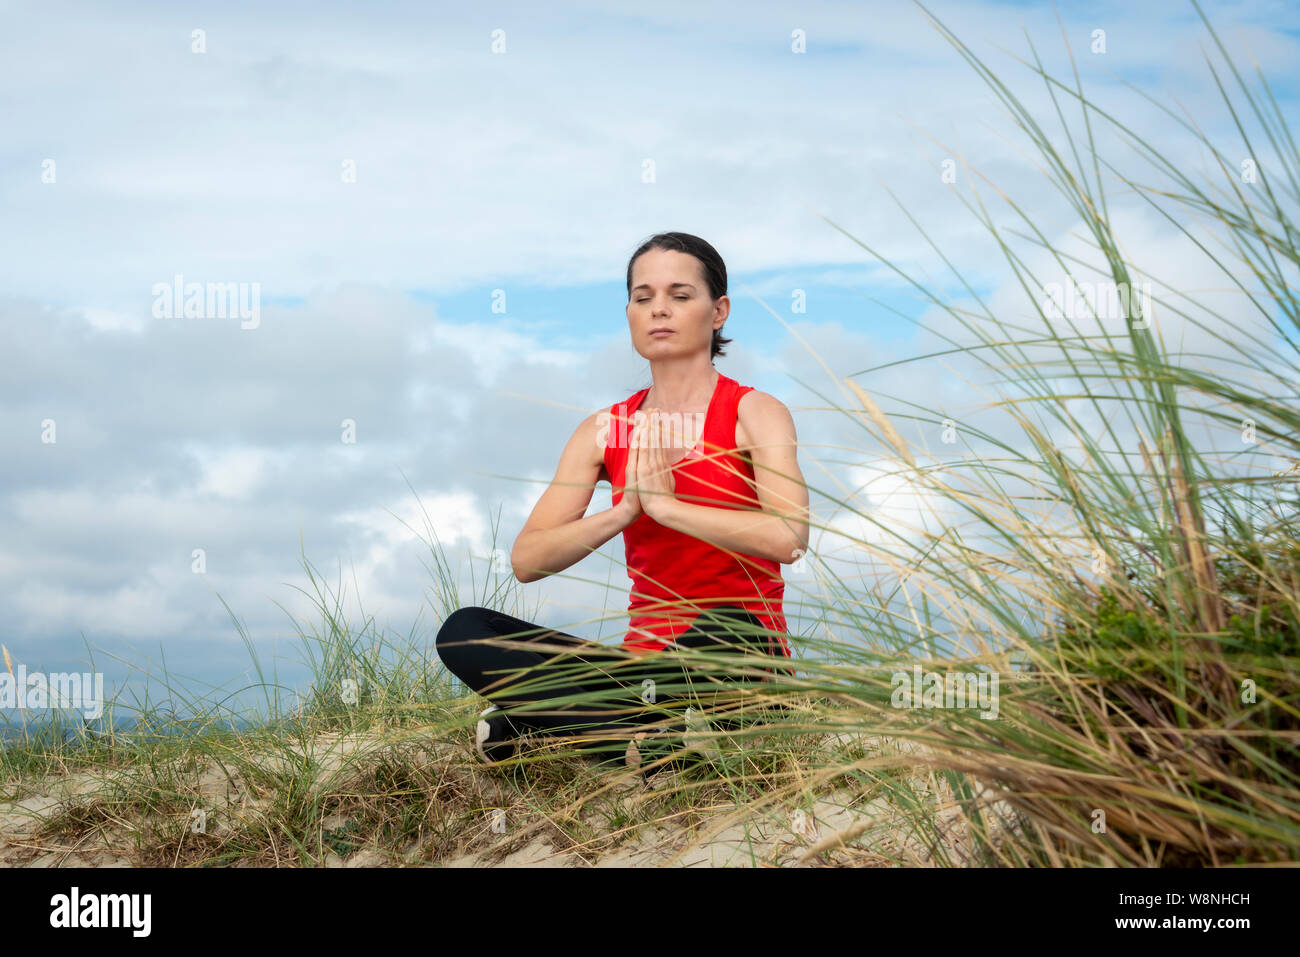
[1,0,1297,727]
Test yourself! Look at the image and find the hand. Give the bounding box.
[634,408,678,521]
[614,414,646,524]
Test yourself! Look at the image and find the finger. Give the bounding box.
[645,418,660,476]
[634,415,647,455]
[634,421,648,484]
[640,412,651,469]
[625,423,639,490]
[648,410,662,467]
[665,408,681,448]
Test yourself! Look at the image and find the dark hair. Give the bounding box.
[626,232,732,360]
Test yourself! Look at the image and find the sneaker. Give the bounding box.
[475,705,518,763]
[682,706,722,762]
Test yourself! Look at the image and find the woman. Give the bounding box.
[436,232,810,769]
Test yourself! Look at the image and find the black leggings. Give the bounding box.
[435,604,791,747]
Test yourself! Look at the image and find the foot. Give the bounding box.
[682,706,721,761]
[625,731,648,769]
[622,723,685,775]
[475,705,518,763]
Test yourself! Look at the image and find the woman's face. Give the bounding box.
[626,248,727,361]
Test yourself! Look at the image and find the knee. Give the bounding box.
[435,606,492,655]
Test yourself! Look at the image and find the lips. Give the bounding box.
[649,328,674,336]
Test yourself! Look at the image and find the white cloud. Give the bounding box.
[189,445,272,499]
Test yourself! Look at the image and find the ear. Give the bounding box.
[712,294,730,326]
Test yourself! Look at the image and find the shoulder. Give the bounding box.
[735,389,796,448]
[561,409,609,468]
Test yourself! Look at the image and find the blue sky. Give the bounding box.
[1,0,1296,728]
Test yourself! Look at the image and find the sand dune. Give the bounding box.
[0,727,1012,867]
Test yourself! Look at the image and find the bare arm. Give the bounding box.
[510,411,639,583]
[642,391,810,563]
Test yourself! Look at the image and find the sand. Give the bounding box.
[0,727,1014,867]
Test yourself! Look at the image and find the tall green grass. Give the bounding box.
[775,0,1299,864]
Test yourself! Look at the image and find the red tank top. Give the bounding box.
[603,370,791,658]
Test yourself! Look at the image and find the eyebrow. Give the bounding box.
[630,282,696,293]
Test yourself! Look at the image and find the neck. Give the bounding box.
[646,358,718,409]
